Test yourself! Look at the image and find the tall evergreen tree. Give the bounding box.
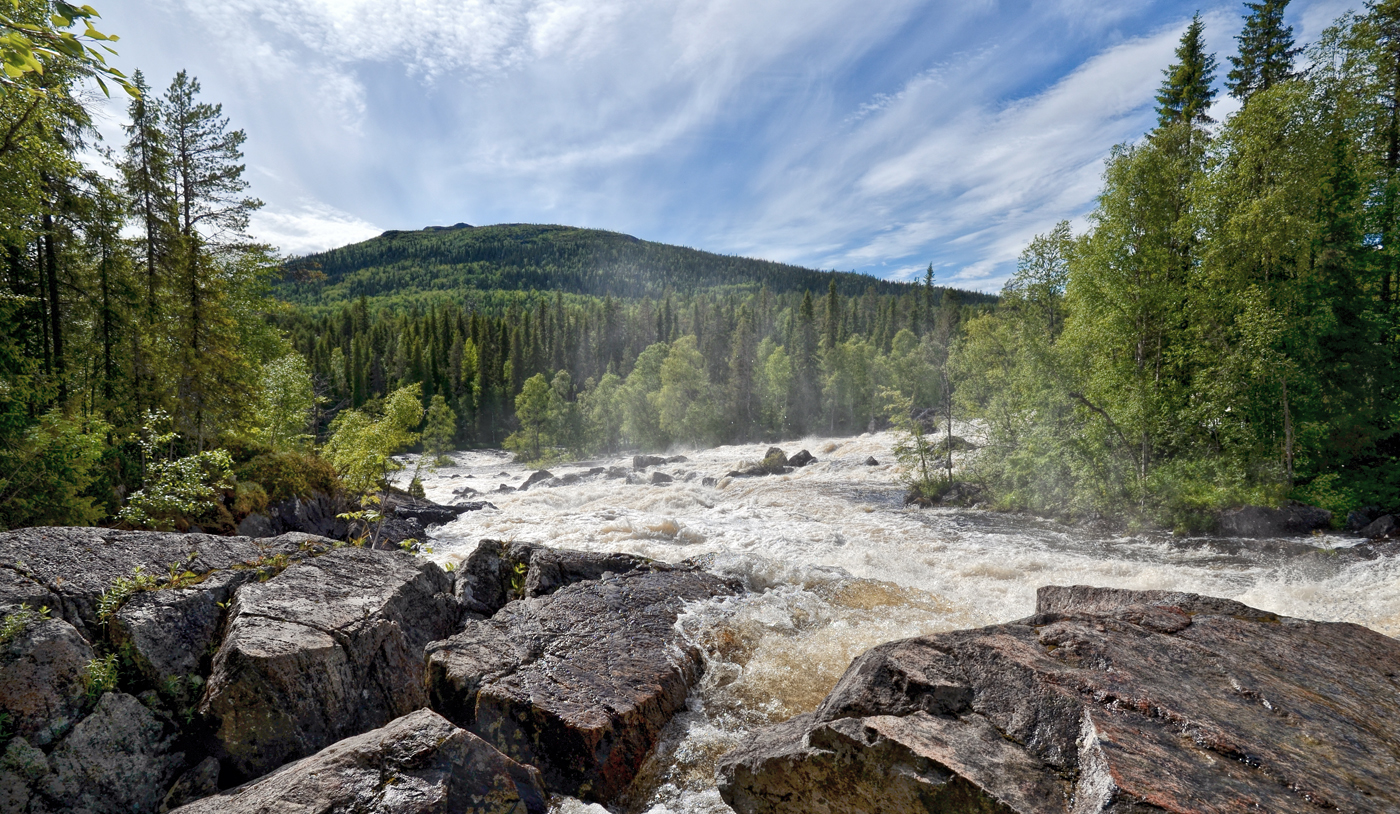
[1157,13,1219,127]
[1227,0,1300,101]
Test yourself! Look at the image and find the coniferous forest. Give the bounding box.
[1,0,1398,534]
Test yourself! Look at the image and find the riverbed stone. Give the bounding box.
[34,691,184,814]
[426,568,737,802]
[200,547,462,782]
[718,584,1400,814]
[518,470,554,491]
[1217,503,1332,537]
[168,709,546,814]
[452,539,670,617]
[0,615,94,748]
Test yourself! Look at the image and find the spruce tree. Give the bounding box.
[1157,13,1219,127]
[1227,0,1300,101]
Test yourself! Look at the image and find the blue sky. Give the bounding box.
[92,0,1352,291]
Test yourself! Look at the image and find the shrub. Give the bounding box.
[82,654,120,700]
[235,451,339,504]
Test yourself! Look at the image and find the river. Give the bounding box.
[408,432,1400,814]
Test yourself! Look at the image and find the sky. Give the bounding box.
[89,0,1354,291]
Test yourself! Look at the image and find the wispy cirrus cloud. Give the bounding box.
[96,1,1345,287]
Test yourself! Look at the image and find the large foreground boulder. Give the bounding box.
[452,539,671,617]
[426,568,737,802]
[718,585,1400,814]
[0,616,94,748]
[201,547,462,781]
[169,709,546,814]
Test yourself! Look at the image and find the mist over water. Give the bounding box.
[412,433,1400,814]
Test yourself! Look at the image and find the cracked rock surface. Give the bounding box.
[201,547,462,781]
[717,584,1400,814]
[169,709,546,814]
[426,567,736,802]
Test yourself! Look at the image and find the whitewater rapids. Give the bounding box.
[409,432,1400,814]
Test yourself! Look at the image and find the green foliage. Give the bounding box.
[234,450,340,503]
[253,353,316,450]
[323,383,422,516]
[95,565,158,622]
[0,604,50,647]
[0,1,137,97]
[0,409,109,530]
[882,387,940,496]
[81,653,119,699]
[1157,13,1219,127]
[422,393,457,465]
[118,411,234,530]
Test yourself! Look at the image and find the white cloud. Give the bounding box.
[251,200,383,257]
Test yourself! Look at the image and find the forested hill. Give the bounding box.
[280,222,995,307]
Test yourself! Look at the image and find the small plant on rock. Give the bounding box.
[82,653,120,700]
[96,566,160,622]
[0,604,50,647]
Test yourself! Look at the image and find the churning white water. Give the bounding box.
[409,433,1400,814]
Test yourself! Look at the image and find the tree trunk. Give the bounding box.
[42,211,64,401]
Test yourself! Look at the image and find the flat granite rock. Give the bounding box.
[169,709,546,814]
[201,547,462,782]
[426,568,737,802]
[0,527,333,638]
[453,539,674,617]
[718,584,1400,814]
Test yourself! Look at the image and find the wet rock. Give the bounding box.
[863,456,879,466]
[718,585,1400,814]
[650,471,673,485]
[605,466,628,479]
[0,528,333,639]
[426,568,738,802]
[665,455,689,464]
[498,483,516,492]
[383,489,488,526]
[702,477,718,487]
[0,616,93,747]
[201,547,462,782]
[586,467,606,477]
[452,540,668,618]
[519,470,555,491]
[168,709,546,814]
[236,492,350,539]
[787,450,816,467]
[160,756,221,812]
[1362,514,1399,539]
[453,484,480,498]
[632,455,666,470]
[36,691,184,814]
[1217,502,1332,537]
[1346,506,1381,531]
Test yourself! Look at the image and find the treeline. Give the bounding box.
[954,2,1400,528]
[279,277,978,455]
[277,222,997,307]
[0,1,315,530]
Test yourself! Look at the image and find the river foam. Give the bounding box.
[411,432,1400,813]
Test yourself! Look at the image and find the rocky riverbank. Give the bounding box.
[0,528,733,813]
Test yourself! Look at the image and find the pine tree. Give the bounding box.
[120,69,175,324]
[1227,0,1300,101]
[1157,13,1219,127]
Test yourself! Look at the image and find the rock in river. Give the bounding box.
[426,567,737,802]
[169,709,546,814]
[718,584,1400,814]
[201,547,462,781]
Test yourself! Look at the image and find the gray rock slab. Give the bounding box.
[453,539,672,617]
[0,616,94,748]
[718,584,1400,814]
[201,547,462,781]
[168,709,546,814]
[427,568,737,802]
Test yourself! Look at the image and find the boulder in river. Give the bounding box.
[787,449,816,467]
[200,547,462,782]
[1217,502,1331,537]
[451,539,671,618]
[632,455,666,470]
[168,709,546,814]
[650,471,673,485]
[518,469,555,491]
[426,568,738,802]
[863,456,879,466]
[1362,513,1399,539]
[718,584,1400,814]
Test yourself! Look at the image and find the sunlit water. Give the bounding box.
[404,432,1400,814]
